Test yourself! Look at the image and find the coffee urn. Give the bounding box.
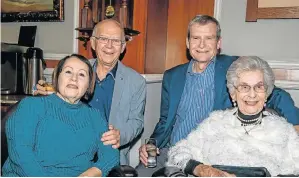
[25,47,46,95]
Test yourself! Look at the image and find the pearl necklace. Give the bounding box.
[235,110,263,134]
[236,114,260,124]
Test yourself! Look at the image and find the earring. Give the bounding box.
[264,100,267,107]
[233,100,237,107]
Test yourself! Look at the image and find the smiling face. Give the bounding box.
[231,70,267,115]
[57,57,90,104]
[91,20,126,67]
[186,22,221,64]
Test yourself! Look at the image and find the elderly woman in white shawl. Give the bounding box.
[166,56,299,177]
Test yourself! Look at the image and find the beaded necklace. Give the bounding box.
[235,109,263,134]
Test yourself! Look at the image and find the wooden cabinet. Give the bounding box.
[77,0,147,73]
[145,0,215,73]
[118,0,148,74]
[78,0,215,74]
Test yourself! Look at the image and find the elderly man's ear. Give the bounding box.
[186,37,190,49]
[121,42,126,53]
[91,37,96,51]
[216,37,222,49]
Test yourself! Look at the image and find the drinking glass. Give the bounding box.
[145,138,157,168]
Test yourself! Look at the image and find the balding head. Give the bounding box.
[92,19,125,41]
[90,19,126,69]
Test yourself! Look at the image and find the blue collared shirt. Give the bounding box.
[170,58,216,145]
[88,61,118,122]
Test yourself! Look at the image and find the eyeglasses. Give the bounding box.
[92,36,124,46]
[235,83,267,93]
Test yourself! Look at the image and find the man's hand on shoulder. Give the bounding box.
[33,80,55,96]
[101,125,120,149]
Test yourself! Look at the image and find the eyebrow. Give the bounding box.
[98,35,122,40]
[63,66,88,73]
[239,81,264,85]
[79,69,88,74]
[191,35,216,38]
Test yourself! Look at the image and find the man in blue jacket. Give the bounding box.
[137,15,299,176]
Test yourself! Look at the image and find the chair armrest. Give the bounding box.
[107,165,138,177]
[152,165,273,177]
[212,165,271,177]
[152,167,187,177]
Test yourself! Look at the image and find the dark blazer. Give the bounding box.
[151,55,299,148]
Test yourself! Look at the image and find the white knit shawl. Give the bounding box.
[166,108,299,176]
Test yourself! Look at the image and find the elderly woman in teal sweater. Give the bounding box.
[2,54,119,177]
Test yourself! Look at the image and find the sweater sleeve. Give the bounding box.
[92,111,120,176]
[5,97,49,176]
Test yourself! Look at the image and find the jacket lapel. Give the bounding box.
[213,55,233,110]
[109,62,125,124]
[167,63,189,124]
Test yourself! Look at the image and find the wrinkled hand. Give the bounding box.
[294,125,299,133]
[194,164,235,177]
[79,167,102,177]
[101,125,120,149]
[139,144,160,167]
[33,80,54,96]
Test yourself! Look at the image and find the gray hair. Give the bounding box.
[187,15,221,40]
[226,56,275,97]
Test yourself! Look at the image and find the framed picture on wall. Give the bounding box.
[1,0,64,22]
[246,0,299,22]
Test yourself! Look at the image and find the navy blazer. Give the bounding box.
[151,55,299,148]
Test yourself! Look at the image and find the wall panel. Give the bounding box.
[165,0,215,70]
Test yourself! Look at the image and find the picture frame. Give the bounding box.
[246,0,299,22]
[1,0,64,22]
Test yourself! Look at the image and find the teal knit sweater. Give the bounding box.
[2,94,119,177]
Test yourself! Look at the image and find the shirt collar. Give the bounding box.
[93,60,118,80]
[110,62,118,78]
[187,56,216,74]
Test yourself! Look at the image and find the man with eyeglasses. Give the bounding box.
[88,19,146,165]
[35,19,146,165]
[137,14,299,176]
